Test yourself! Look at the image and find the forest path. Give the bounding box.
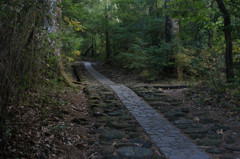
[83,62,210,159]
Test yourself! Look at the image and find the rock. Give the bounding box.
[171,102,180,106]
[129,139,152,148]
[94,123,103,128]
[107,121,130,129]
[104,100,118,104]
[103,93,116,100]
[165,111,186,121]
[125,127,138,132]
[200,118,218,124]
[96,116,115,123]
[119,115,132,120]
[184,127,209,134]
[165,111,186,118]
[100,141,112,146]
[102,155,121,159]
[158,109,167,114]
[101,146,115,154]
[92,108,104,117]
[128,132,141,138]
[178,124,193,129]
[189,134,206,139]
[210,124,230,132]
[100,129,126,141]
[208,134,222,139]
[150,101,171,107]
[174,119,193,125]
[197,139,221,146]
[89,100,101,105]
[71,118,88,125]
[225,145,240,151]
[115,143,135,148]
[89,96,101,100]
[108,110,125,116]
[206,147,221,154]
[145,97,160,101]
[117,146,154,158]
[224,135,235,144]
[181,108,190,113]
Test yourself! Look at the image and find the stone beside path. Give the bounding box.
[83,62,210,159]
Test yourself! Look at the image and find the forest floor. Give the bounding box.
[2,62,240,159]
[3,77,101,158]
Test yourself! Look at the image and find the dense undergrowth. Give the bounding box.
[0,0,79,156]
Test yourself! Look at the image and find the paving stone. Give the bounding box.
[206,147,222,154]
[129,139,152,148]
[84,62,211,159]
[181,107,190,113]
[107,110,125,116]
[100,129,126,141]
[101,146,115,154]
[208,134,222,139]
[117,146,154,158]
[150,101,172,107]
[184,127,209,134]
[197,139,221,146]
[189,134,206,139]
[107,121,131,129]
[71,118,88,125]
[224,135,236,144]
[210,124,230,132]
[96,116,115,123]
[200,118,219,124]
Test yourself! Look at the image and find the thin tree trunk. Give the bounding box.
[216,0,234,81]
[91,38,94,56]
[105,0,111,60]
[106,26,111,59]
[208,2,214,48]
[165,0,172,43]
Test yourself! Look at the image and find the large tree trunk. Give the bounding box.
[216,0,234,81]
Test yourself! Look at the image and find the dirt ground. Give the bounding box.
[2,84,100,159]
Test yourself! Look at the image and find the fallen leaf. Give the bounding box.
[193,117,200,122]
[217,129,224,134]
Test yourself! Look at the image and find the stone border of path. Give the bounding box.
[83,62,210,159]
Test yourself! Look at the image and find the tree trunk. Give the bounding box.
[91,38,94,57]
[105,0,111,60]
[216,0,234,81]
[165,0,173,43]
[106,25,111,59]
[208,2,214,48]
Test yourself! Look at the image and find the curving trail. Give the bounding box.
[84,62,210,159]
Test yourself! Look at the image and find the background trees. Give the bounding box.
[76,0,239,83]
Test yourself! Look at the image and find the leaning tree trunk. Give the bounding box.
[216,0,234,81]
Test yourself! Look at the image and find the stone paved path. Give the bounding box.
[84,62,210,159]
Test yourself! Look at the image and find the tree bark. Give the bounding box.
[165,0,173,43]
[105,0,111,60]
[208,2,214,48]
[216,0,234,81]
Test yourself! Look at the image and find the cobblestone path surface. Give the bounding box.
[84,62,210,159]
